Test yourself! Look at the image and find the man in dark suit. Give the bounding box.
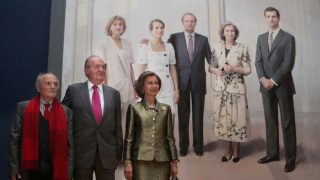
[255,7,296,172]
[62,55,122,180]
[168,12,212,156]
[9,73,73,180]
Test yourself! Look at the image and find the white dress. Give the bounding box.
[138,42,177,113]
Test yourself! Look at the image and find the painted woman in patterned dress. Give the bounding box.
[209,22,251,163]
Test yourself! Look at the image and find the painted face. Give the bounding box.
[85,56,106,85]
[182,14,196,33]
[223,25,236,41]
[143,75,160,97]
[38,74,59,101]
[151,21,164,38]
[110,19,124,36]
[265,11,280,30]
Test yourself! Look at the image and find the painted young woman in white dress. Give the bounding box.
[95,16,136,128]
[138,19,179,124]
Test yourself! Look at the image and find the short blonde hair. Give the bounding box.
[218,21,239,41]
[181,12,197,23]
[104,15,127,36]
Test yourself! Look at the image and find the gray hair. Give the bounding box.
[35,72,60,89]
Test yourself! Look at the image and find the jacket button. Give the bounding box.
[167,75,169,78]
[153,118,155,121]
[166,64,169,67]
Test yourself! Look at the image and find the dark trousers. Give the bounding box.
[178,83,205,153]
[26,171,52,180]
[262,91,296,165]
[74,149,115,180]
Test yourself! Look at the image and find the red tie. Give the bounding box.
[44,104,50,120]
[92,85,102,124]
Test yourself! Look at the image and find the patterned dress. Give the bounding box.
[211,43,251,142]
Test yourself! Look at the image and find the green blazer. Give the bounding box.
[124,100,178,162]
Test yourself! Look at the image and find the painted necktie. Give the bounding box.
[188,34,193,62]
[268,32,274,50]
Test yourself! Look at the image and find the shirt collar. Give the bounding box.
[184,31,195,38]
[40,97,53,105]
[87,81,103,92]
[269,27,280,38]
[141,99,161,112]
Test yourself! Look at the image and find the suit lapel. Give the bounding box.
[261,33,269,58]
[219,43,227,65]
[192,33,200,64]
[109,36,128,74]
[101,85,109,124]
[225,43,237,64]
[269,29,284,56]
[179,32,191,64]
[77,82,95,121]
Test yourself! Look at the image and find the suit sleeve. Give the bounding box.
[61,86,72,108]
[272,36,296,84]
[114,90,123,160]
[9,103,23,175]
[66,108,74,178]
[204,37,213,65]
[123,104,135,160]
[167,34,175,46]
[255,36,266,79]
[166,106,178,161]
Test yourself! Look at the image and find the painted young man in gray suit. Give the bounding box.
[256,7,296,172]
[62,55,123,180]
[168,12,212,157]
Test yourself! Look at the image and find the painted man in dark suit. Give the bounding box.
[168,12,212,156]
[62,55,123,180]
[256,7,296,173]
[9,73,73,180]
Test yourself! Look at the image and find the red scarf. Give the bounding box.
[22,96,68,180]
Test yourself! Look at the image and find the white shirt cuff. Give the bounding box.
[271,79,278,86]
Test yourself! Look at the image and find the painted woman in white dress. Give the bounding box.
[138,19,179,124]
[95,15,136,128]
